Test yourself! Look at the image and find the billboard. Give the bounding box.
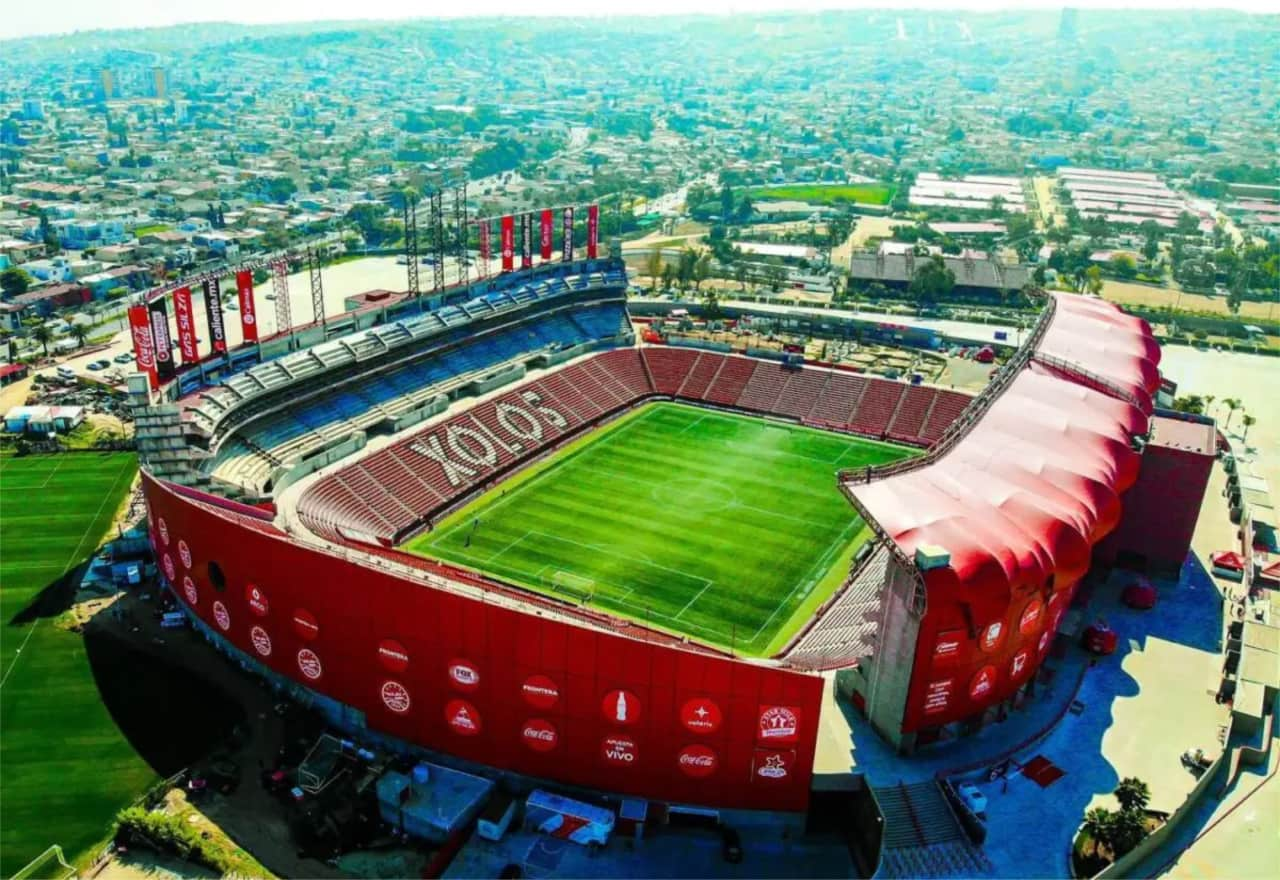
[127,304,158,389]
[562,207,575,262]
[500,215,515,272]
[587,204,599,259]
[235,270,258,342]
[478,220,491,279]
[540,209,554,261]
[202,279,227,354]
[520,213,533,270]
[172,286,199,364]
[148,296,175,382]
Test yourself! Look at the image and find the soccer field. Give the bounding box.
[0,453,155,877]
[405,402,915,655]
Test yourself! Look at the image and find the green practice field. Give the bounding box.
[0,453,154,878]
[405,403,915,655]
[746,182,896,206]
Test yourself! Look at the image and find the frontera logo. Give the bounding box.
[757,706,800,743]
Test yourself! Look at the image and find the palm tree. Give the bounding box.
[70,323,89,348]
[1081,807,1114,856]
[30,323,53,357]
[1222,398,1242,431]
[1203,395,1216,418]
[1114,777,1150,813]
[1241,413,1256,443]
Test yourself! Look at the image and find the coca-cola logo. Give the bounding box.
[758,706,800,744]
[158,518,169,546]
[969,664,998,700]
[448,659,480,691]
[292,608,319,641]
[181,576,198,606]
[602,689,641,726]
[680,698,722,735]
[445,699,481,736]
[381,681,411,714]
[297,648,323,680]
[378,639,410,673]
[522,718,558,752]
[161,553,176,583]
[250,625,272,657]
[130,321,155,368]
[245,583,269,617]
[521,674,560,710]
[177,540,191,570]
[212,600,231,632]
[601,734,638,766]
[677,744,719,778]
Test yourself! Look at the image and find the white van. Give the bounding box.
[56,366,77,381]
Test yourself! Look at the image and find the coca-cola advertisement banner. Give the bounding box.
[540,209,554,260]
[520,213,533,270]
[235,270,258,342]
[172,286,199,364]
[127,304,158,389]
[148,296,175,381]
[587,203,599,259]
[478,220,491,279]
[562,206,575,262]
[500,215,515,272]
[202,279,227,354]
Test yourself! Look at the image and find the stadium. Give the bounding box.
[128,202,1198,820]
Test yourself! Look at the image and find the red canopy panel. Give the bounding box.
[1037,293,1162,399]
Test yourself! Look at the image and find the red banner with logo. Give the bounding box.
[235,270,258,342]
[562,206,575,262]
[202,279,227,354]
[127,304,158,389]
[540,209,554,260]
[478,220,491,279]
[500,215,515,272]
[587,203,599,258]
[520,213,533,270]
[172,286,199,364]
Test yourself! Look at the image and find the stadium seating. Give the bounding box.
[736,363,792,413]
[773,369,828,420]
[886,385,937,443]
[850,380,907,437]
[780,543,890,669]
[809,373,868,428]
[704,356,758,405]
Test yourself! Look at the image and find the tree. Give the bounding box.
[1175,211,1200,237]
[1171,394,1205,415]
[1107,807,1148,858]
[70,323,89,348]
[692,252,712,291]
[1241,413,1256,442]
[909,255,955,305]
[1082,807,1114,854]
[30,323,53,357]
[1085,265,1104,296]
[734,262,749,291]
[660,263,676,291]
[1,267,32,297]
[644,249,663,292]
[1108,253,1138,279]
[1222,398,1241,430]
[676,248,698,289]
[1114,778,1150,813]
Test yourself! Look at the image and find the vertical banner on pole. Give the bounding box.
[539,209,554,261]
[562,207,575,262]
[500,215,515,272]
[172,286,199,364]
[520,213,533,270]
[587,203,599,259]
[203,279,227,354]
[235,270,258,342]
[148,296,175,382]
[478,220,491,279]
[128,304,158,389]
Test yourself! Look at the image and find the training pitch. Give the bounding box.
[404,402,915,655]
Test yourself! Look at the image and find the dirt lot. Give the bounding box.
[1102,280,1278,321]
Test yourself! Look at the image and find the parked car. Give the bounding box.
[114,353,134,364]
[87,359,111,371]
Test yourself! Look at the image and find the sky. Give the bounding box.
[1,0,1272,41]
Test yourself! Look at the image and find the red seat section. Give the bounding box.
[850,380,906,438]
[704,357,758,405]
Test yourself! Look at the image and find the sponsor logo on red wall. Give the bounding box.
[752,748,796,782]
[235,270,258,342]
[381,680,411,714]
[212,600,231,632]
[601,734,638,766]
[677,744,719,778]
[445,699,482,736]
[250,625,272,657]
[245,584,269,617]
[292,608,319,641]
[172,286,199,364]
[448,659,481,692]
[177,540,192,569]
[522,718,559,752]
[202,279,226,354]
[924,678,954,715]
[979,620,1005,653]
[378,639,410,673]
[1010,647,1033,680]
[127,304,158,389]
[757,706,800,745]
[680,697,722,734]
[602,690,641,725]
[932,628,966,669]
[1038,629,1052,655]
[539,209,553,260]
[182,576,198,606]
[297,648,323,680]
[158,518,169,546]
[500,215,514,272]
[969,665,998,700]
[522,674,560,710]
[162,553,176,582]
[1019,598,1045,636]
[586,203,599,259]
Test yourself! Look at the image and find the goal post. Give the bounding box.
[549,570,596,604]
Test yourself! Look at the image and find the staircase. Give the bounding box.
[874,782,991,879]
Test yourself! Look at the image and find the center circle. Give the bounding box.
[651,478,736,514]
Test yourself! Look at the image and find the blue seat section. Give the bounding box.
[252,303,627,446]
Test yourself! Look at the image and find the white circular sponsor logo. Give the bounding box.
[381,681,411,714]
[161,553,176,582]
[158,517,169,546]
[182,576,198,605]
[448,659,480,691]
[177,540,192,570]
[212,600,231,631]
[297,648,323,680]
[245,583,269,617]
[250,625,272,657]
[758,706,799,741]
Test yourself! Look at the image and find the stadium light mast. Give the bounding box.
[402,193,421,301]
[308,244,325,327]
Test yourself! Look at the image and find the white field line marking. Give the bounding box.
[675,581,714,620]
[748,517,863,647]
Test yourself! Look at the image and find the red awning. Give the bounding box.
[1210,551,1246,572]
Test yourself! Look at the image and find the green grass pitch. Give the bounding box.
[0,452,155,877]
[404,403,916,656]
